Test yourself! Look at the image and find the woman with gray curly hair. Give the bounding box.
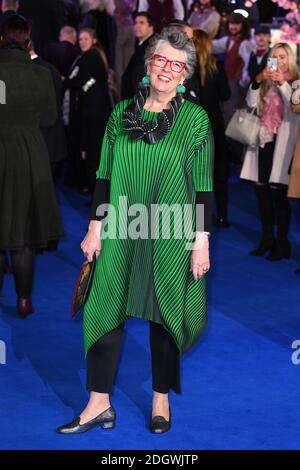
[57,27,214,435]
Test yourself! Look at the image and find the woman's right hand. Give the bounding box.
[80,220,102,262]
[256,68,273,84]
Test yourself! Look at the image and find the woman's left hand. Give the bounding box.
[270,71,285,86]
[190,232,210,281]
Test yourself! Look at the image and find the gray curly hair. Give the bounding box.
[144,26,197,81]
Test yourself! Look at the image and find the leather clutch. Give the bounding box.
[70,253,97,317]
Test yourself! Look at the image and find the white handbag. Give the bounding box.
[225,107,260,147]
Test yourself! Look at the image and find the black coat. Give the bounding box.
[19,0,65,55]
[194,62,230,134]
[33,56,67,164]
[0,48,64,250]
[63,48,112,189]
[63,48,111,130]
[121,36,153,100]
[185,59,231,219]
[185,59,230,196]
[43,41,81,78]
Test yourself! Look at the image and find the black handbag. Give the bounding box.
[70,253,97,317]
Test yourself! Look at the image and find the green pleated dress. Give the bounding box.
[83,99,213,356]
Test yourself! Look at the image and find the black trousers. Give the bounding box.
[86,321,181,394]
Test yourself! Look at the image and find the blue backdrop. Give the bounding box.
[0,179,299,450]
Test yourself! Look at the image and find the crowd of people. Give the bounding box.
[0,0,299,434]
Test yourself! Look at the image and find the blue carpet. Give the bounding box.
[0,179,300,450]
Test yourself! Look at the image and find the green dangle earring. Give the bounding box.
[176,83,186,94]
[142,75,151,86]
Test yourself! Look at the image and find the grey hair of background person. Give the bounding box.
[144,27,197,81]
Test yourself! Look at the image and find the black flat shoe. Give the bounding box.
[56,406,116,434]
[150,408,171,434]
[295,267,300,275]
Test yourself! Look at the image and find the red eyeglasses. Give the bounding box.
[151,54,187,73]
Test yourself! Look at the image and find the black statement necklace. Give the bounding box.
[122,85,183,144]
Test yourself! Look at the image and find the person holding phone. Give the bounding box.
[240,43,300,261]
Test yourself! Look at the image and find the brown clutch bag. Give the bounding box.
[70,253,97,317]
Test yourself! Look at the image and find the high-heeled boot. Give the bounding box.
[250,185,274,256]
[17,298,35,319]
[266,187,291,261]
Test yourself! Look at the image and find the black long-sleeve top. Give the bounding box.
[63,48,110,113]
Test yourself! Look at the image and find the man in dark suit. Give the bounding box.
[18,0,65,55]
[0,0,19,33]
[247,25,271,84]
[121,11,155,100]
[43,26,80,78]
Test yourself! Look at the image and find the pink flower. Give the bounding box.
[281,23,291,32]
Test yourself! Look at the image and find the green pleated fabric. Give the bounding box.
[83,99,214,357]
